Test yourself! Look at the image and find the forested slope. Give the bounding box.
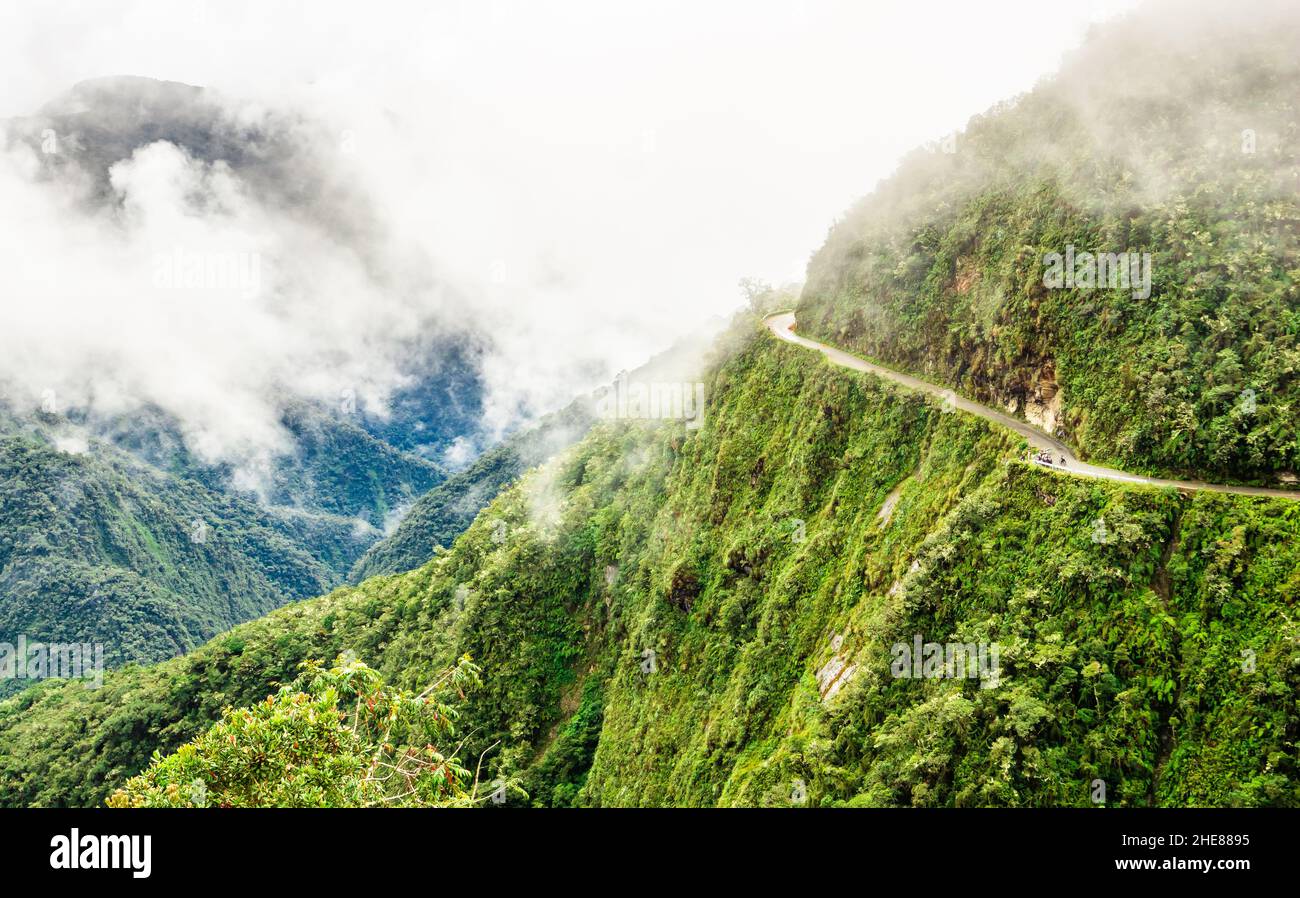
[4,317,1296,807]
[798,3,1300,483]
[0,432,341,686]
[0,73,485,680]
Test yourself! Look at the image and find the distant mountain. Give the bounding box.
[0,77,488,676]
[348,402,594,581]
[0,420,350,696]
[351,324,724,580]
[0,360,467,684]
[10,74,385,248]
[5,74,491,463]
[9,77,242,202]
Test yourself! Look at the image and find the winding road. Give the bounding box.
[765,312,1300,501]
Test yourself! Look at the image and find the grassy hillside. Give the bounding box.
[348,403,593,582]
[351,328,720,581]
[798,4,1300,484]
[4,316,1297,807]
[0,433,344,685]
[0,349,467,684]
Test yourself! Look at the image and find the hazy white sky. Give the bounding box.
[2,0,1139,296]
[0,0,1141,459]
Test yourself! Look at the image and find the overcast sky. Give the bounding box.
[0,0,1141,462]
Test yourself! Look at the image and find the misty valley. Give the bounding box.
[0,0,1296,879]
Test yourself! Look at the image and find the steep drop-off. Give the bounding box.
[3,316,1297,807]
[798,4,1300,484]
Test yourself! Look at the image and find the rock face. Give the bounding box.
[1022,364,1063,435]
[876,476,909,526]
[816,634,858,701]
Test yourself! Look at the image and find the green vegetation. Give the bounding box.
[96,401,447,532]
[4,316,1297,807]
[107,655,483,808]
[268,401,445,529]
[0,432,338,686]
[799,6,1300,484]
[4,8,1297,808]
[350,403,595,581]
[0,397,454,684]
[351,326,717,581]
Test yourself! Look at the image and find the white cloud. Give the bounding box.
[443,436,475,469]
[0,0,1141,464]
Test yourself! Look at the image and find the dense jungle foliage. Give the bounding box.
[350,403,595,582]
[798,5,1300,484]
[107,655,484,807]
[0,431,342,690]
[3,318,1297,807]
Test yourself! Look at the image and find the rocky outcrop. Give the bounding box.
[816,634,858,701]
[1022,363,1063,435]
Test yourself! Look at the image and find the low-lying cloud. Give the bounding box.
[2,97,447,471]
[0,0,1149,479]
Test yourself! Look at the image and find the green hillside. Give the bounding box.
[349,403,594,582]
[0,354,464,686]
[4,315,1297,807]
[798,3,1300,484]
[3,4,1297,810]
[0,433,344,688]
[268,401,445,528]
